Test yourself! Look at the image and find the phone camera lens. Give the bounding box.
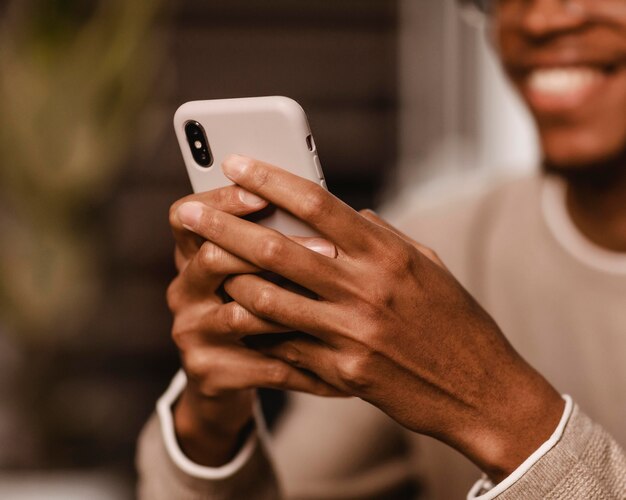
[184,121,213,167]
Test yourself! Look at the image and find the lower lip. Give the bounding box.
[522,69,610,115]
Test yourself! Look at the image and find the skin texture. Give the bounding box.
[172,156,563,482]
[167,0,626,484]
[493,0,626,250]
[167,185,344,466]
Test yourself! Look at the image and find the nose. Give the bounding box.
[519,0,588,38]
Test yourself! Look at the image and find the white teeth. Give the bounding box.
[528,67,602,95]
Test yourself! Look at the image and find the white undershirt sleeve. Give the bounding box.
[156,369,268,480]
[467,394,574,500]
[158,371,575,495]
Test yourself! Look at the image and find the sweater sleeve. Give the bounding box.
[136,372,412,500]
[469,403,626,499]
[136,411,280,500]
[135,371,280,500]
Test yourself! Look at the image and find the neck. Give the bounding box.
[555,153,626,252]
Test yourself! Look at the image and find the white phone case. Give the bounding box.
[174,96,327,237]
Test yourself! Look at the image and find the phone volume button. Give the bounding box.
[313,155,323,179]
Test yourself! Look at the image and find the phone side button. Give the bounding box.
[313,155,323,178]
[320,179,327,190]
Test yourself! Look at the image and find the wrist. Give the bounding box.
[456,369,564,483]
[173,386,255,467]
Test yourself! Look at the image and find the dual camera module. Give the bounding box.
[184,121,213,167]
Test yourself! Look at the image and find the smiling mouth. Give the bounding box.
[528,67,603,95]
[521,64,624,114]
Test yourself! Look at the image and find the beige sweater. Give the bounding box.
[137,175,626,499]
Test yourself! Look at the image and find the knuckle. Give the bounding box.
[252,286,277,316]
[224,305,247,333]
[257,236,285,266]
[217,186,232,206]
[198,242,222,270]
[281,342,302,366]
[300,187,331,222]
[358,208,377,221]
[171,316,192,349]
[391,243,415,274]
[423,247,440,263]
[166,279,182,312]
[184,208,223,240]
[202,210,225,239]
[249,162,270,190]
[182,350,211,382]
[337,352,373,392]
[215,186,241,213]
[264,360,291,387]
[365,285,395,310]
[414,242,438,263]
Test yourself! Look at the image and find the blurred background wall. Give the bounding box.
[384,0,538,218]
[0,0,537,497]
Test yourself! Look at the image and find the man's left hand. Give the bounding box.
[176,154,564,482]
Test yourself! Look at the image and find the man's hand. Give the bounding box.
[167,185,341,467]
[176,154,565,482]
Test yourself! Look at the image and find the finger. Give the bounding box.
[220,155,393,254]
[288,236,337,258]
[253,335,339,379]
[359,209,448,269]
[184,345,345,398]
[201,301,289,339]
[359,209,411,239]
[171,300,292,352]
[177,202,347,298]
[178,236,335,295]
[224,274,347,345]
[255,336,349,393]
[175,246,187,273]
[170,185,268,260]
[181,241,261,294]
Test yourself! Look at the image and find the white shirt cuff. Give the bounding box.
[156,369,266,480]
[467,394,574,500]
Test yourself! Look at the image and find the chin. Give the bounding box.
[540,127,626,175]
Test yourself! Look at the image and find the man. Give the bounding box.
[137,0,626,498]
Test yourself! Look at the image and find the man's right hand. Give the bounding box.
[166,186,341,467]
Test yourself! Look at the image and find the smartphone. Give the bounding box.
[173,96,327,237]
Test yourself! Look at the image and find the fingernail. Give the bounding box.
[302,238,337,258]
[222,154,251,180]
[238,189,266,207]
[177,201,204,230]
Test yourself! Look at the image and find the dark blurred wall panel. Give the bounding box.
[152,0,398,206]
[43,0,398,477]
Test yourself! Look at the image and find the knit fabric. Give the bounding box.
[136,414,280,500]
[498,405,626,499]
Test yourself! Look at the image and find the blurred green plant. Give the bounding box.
[0,0,165,341]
